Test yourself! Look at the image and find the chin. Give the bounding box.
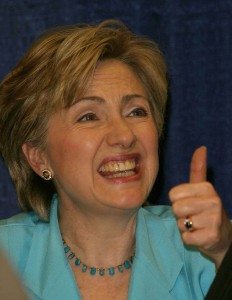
[106,191,146,211]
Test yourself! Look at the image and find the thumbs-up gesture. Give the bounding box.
[169,146,232,268]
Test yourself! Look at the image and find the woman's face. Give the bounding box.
[44,60,159,214]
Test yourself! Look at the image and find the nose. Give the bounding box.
[106,117,136,149]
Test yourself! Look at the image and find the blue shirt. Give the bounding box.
[0,196,215,299]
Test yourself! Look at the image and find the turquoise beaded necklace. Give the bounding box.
[63,239,134,276]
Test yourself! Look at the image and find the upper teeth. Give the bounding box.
[99,159,136,173]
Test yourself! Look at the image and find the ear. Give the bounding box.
[22,142,50,177]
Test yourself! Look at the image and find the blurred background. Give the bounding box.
[0,0,232,218]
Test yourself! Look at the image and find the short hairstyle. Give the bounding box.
[0,20,168,220]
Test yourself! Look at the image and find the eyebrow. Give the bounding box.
[76,94,147,104]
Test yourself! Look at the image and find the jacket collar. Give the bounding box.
[22,198,183,299]
[22,196,80,299]
[128,207,183,299]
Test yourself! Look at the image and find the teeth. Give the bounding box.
[109,163,118,172]
[118,162,125,171]
[104,165,109,172]
[108,170,135,178]
[99,159,136,173]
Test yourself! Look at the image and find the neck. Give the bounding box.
[58,200,137,267]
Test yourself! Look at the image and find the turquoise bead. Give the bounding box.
[64,246,70,253]
[108,267,115,276]
[82,264,87,272]
[75,259,81,266]
[63,238,134,277]
[90,267,96,275]
[99,269,105,276]
[124,260,131,269]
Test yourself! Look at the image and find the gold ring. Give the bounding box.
[184,217,194,231]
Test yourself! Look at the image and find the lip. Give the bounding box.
[97,153,141,183]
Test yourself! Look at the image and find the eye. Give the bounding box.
[128,107,148,117]
[78,113,99,122]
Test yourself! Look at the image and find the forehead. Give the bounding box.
[86,59,147,95]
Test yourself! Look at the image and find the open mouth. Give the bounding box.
[98,155,140,179]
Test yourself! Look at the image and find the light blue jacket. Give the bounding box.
[0,197,215,299]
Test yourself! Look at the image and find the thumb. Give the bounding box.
[189,146,207,183]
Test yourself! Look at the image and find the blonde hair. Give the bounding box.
[0,20,168,220]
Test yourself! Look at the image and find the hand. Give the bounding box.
[169,146,232,268]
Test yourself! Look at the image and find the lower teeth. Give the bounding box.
[107,170,135,178]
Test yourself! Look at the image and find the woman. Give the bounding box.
[0,20,231,299]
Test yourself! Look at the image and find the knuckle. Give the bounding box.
[177,219,183,229]
[181,232,193,245]
[169,186,179,200]
[181,232,188,242]
[173,201,190,217]
[203,181,213,192]
[168,189,175,200]
[210,196,222,210]
[169,183,187,200]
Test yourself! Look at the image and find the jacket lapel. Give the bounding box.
[128,207,183,299]
[22,198,80,299]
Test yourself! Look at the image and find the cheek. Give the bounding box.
[147,132,158,152]
[51,132,102,173]
[142,123,159,154]
[143,125,159,176]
